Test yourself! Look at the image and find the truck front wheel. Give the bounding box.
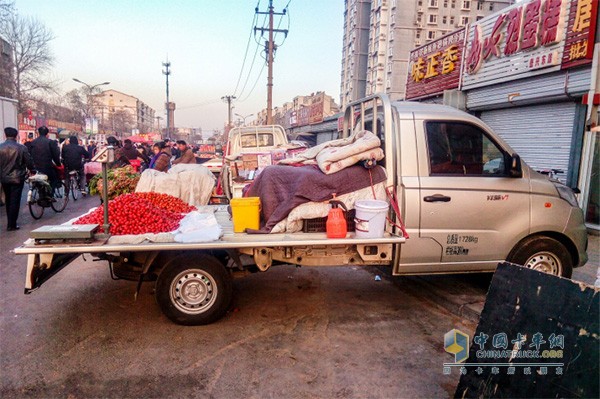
[156,255,232,325]
[507,236,573,278]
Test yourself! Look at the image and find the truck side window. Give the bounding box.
[426,121,507,176]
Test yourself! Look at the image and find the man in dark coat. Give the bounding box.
[0,127,34,231]
[29,126,62,189]
[62,136,90,195]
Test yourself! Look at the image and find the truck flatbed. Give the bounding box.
[14,205,405,255]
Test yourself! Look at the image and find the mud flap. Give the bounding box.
[454,262,599,398]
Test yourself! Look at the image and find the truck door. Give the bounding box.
[415,120,530,271]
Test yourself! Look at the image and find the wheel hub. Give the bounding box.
[171,271,217,314]
[525,252,561,275]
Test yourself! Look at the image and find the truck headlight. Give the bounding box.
[554,183,579,208]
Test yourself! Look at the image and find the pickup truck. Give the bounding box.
[220,124,289,199]
[14,94,588,325]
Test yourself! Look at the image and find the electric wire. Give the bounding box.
[238,0,291,102]
[232,0,261,97]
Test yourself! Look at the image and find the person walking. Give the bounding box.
[61,136,90,196]
[29,126,62,190]
[172,140,196,165]
[0,127,34,231]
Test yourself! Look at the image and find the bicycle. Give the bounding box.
[67,169,84,201]
[27,173,69,220]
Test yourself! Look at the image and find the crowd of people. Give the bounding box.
[0,126,203,232]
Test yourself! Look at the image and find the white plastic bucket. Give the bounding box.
[354,199,389,238]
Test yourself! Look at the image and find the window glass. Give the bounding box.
[426,121,507,176]
[240,133,274,148]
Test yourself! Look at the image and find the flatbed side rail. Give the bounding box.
[14,234,406,255]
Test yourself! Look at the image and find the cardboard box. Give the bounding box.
[242,154,258,171]
[242,152,271,171]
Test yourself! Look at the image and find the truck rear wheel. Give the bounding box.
[507,236,573,278]
[156,254,232,325]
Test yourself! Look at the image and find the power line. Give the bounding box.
[232,2,260,97]
[254,0,289,124]
[237,63,266,102]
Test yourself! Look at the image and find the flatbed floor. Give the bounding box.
[14,205,405,255]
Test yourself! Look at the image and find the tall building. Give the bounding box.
[341,0,513,106]
[340,0,372,107]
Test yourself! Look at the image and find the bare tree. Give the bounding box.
[0,0,14,26]
[1,13,55,111]
[106,109,135,136]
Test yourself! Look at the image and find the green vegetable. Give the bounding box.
[89,165,140,200]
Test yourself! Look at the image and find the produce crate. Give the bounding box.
[302,209,356,233]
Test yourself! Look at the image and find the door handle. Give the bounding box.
[424,194,451,202]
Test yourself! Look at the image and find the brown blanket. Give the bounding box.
[246,164,387,233]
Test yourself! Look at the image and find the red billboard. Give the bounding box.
[406,29,466,100]
[562,0,598,69]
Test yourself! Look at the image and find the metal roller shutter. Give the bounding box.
[480,102,577,179]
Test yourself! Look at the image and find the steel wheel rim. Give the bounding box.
[524,251,562,275]
[170,269,217,315]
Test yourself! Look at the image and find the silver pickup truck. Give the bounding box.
[14,94,588,325]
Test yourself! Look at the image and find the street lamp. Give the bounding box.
[72,78,110,134]
[235,113,253,126]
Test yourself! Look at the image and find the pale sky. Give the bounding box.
[14,0,344,133]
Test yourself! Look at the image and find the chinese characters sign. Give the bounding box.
[562,0,598,68]
[462,0,598,90]
[406,29,465,100]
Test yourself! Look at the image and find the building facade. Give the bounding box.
[340,0,372,107]
[0,37,14,98]
[92,89,156,135]
[340,0,513,107]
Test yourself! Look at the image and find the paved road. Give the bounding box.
[0,191,597,398]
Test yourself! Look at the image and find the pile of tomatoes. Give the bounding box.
[73,192,195,235]
[134,192,196,213]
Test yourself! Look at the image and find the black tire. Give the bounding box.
[155,254,232,325]
[70,176,79,201]
[507,236,573,278]
[221,164,232,200]
[50,181,69,212]
[28,186,44,220]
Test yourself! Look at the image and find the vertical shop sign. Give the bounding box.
[562,0,598,68]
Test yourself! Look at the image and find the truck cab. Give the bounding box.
[221,125,288,198]
[344,96,588,277]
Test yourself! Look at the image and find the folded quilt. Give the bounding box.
[279,130,384,174]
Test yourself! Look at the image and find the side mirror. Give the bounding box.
[509,153,522,178]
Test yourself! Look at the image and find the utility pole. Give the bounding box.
[221,95,236,141]
[162,60,171,139]
[255,0,288,125]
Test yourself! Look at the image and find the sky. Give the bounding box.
[14,0,345,134]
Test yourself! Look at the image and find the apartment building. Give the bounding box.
[340,0,372,108]
[93,89,156,135]
[341,0,513,106]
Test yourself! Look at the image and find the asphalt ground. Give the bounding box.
[0,190,598,398]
